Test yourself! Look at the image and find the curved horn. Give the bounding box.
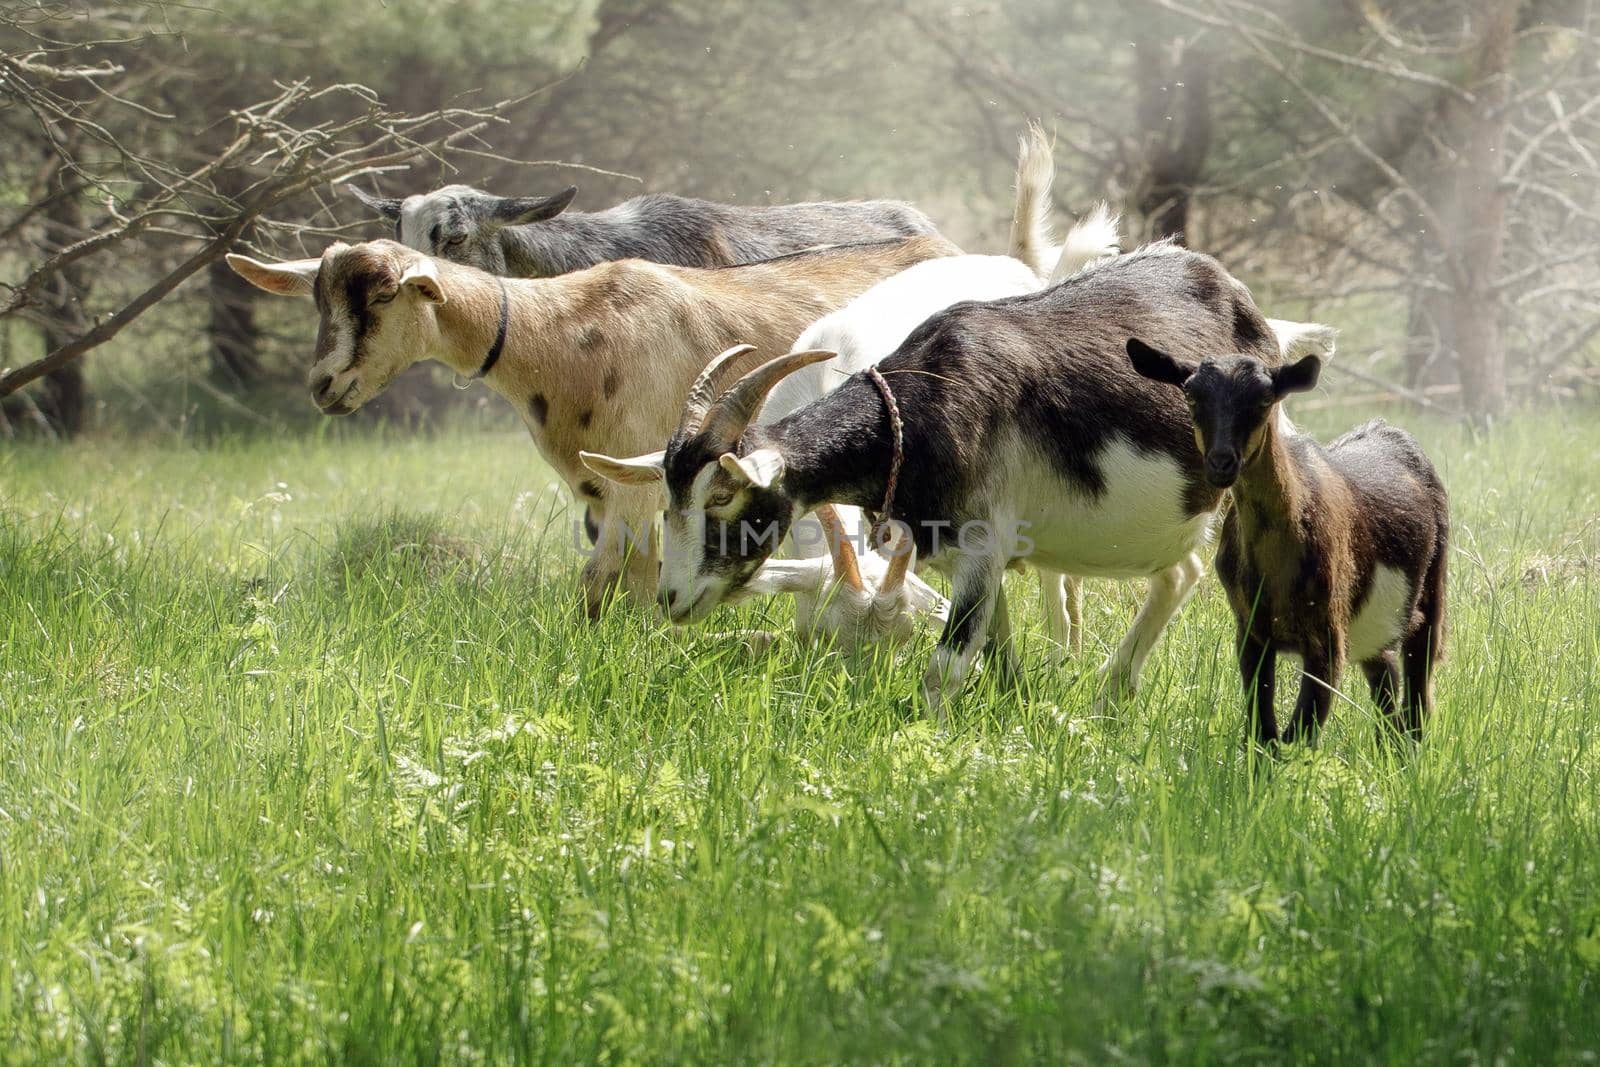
[487,186,578,227]
[701,349,837,446]
[814,505,865,593]
[683,344,757,433]
[346,184,403,221]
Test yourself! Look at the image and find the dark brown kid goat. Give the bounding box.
[1127,339,1449,747]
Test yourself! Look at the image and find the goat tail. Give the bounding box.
[1008,122,1057,278]
[1048,202,1122,283]
[1425,515,1449,667]
[1266,318,1339,363]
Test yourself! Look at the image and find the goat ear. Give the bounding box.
[719,448,785,489]
[489,186,578,228]
[399,259,446,305]
[581,449,665,486]
[226,253,319,298]
[1126,338,1195,386]
[346,185,403,221]
[1273,354,1322,397]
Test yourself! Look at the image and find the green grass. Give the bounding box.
[1,410,1598,1064]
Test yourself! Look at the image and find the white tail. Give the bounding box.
[1048,202,1122,283]
[1008,124,1057,278]
[1267,318,1338,362]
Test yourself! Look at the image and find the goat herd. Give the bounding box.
[227,127,1449,750]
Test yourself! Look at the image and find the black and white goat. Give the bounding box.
[1128,339,1449,746]
[580,242,1289,717]
[659,126,1119,656]
[349,183,939,278]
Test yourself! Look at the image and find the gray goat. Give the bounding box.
[350,183,939,277]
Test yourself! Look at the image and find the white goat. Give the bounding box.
[733,127,1120,654]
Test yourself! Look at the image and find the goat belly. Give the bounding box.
[1346,564,1413,661]
[1007,438,1213,578]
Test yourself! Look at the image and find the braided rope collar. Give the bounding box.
[864,365,903,547]
[456,277,510,388]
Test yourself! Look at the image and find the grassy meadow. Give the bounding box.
[1,406,1598,1064]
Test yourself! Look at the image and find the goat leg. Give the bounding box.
[814,504,865,592]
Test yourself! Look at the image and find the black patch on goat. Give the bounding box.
[529,394,548,425]
[742,247,1280,561]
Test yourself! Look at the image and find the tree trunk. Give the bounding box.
[1404,232,1459,390]
[1437,0,1521,420]
[206,169,261,386]
[35,184,91,436]
[207,253,261,386]
[1132,32,1213,245]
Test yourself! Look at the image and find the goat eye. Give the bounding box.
[706,490,736,511]
[369,288,397,306]
[443,234,467,248]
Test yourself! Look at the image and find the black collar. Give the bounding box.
[470,277,510,380]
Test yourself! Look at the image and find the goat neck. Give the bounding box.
[428,260,573,388]
[497,212,607,277]
[764,374,896,518]
[1231,411,1307,551]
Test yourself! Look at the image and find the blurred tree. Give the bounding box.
[4,0,1595,433]
[0,12,545,416]
[1131,29,1213,244]
[169,0,607,386]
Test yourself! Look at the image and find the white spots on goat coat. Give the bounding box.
[998,435,1214,578]
[1348,565,1413,662]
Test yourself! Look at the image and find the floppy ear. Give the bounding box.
[488,187,578,228]
[581,449,665,486]
[719,448,785,489]
[226,253,320,298]
[1272,353,1322,397]
[1126,338,1195,387]
[399,259,445,305]
[346,185,403,221]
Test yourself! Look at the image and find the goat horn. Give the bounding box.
[701,348,836,447]
[880,522,914,593]
[683,344,757,433]
[814,505,864,593]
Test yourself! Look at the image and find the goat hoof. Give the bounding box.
[1088,676,1134,718]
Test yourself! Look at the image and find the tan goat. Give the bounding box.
[227,235,959,614]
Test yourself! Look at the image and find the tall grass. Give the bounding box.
[1,410,1596,1063]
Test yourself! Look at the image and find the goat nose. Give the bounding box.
[1205,453,1240,485]
[310,373,334,400]
[659,588,677,611]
